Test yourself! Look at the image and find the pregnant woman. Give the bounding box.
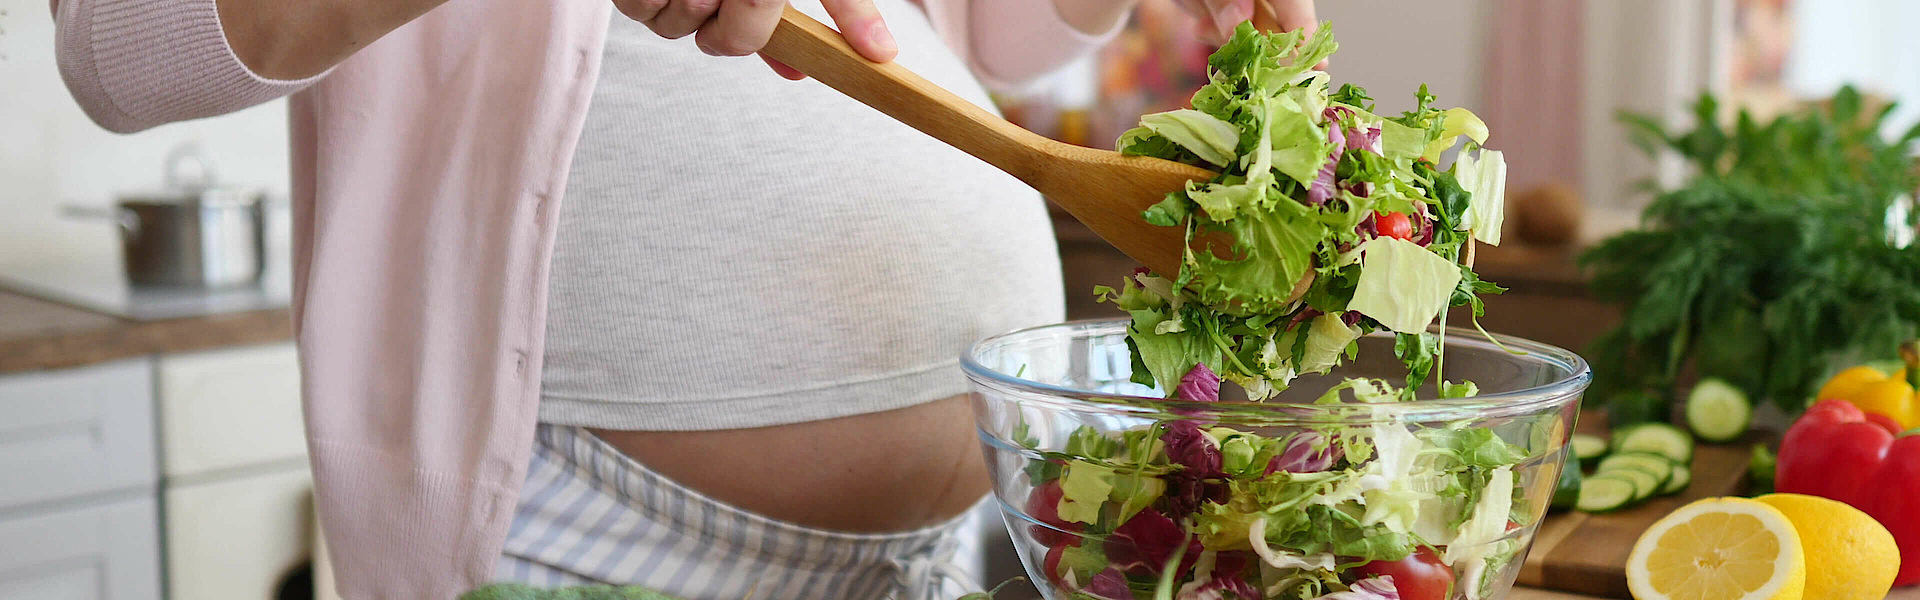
[50,0,1313,597]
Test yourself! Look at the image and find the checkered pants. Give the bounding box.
[494,424,988,600]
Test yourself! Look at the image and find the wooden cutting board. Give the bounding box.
[1515,439,1757,598]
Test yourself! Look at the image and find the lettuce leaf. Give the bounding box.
[1454,149,1509,245]
[1348,237,1464,333]
[1141,109,1242,168]
[1057,461,1115,524]
[1194,209,1328,313]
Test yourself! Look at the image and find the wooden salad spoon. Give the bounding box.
[761,5,1216,276]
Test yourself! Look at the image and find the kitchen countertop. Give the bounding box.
[0,287,292,374]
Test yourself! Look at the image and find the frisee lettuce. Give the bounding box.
[1110,22,1505,399]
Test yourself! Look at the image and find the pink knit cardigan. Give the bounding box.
[51,0,1113,596]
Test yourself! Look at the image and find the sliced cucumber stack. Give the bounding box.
[1611,423,1694,463]
[1576,476,1640,512]
[1661,464,1692,496]
[1571,433,1609,467]
[1685,378,1752,443]
[1566,444,1692,513]
[1597,452,1677,488]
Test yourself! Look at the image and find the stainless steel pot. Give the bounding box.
[65,145,268,289]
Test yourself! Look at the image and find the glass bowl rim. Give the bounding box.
[960,318,1592,423]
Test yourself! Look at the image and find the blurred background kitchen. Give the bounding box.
[2,0,1916,598]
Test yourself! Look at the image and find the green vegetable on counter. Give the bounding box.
[1581,86,1920,416]
[1570,433,1609,468]
[1606,389,1667,428]
[1611,423,1694,463]
[1748,444,1779,497]
[1685,377,1752,443]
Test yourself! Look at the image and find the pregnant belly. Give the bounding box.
[588,394,989,532]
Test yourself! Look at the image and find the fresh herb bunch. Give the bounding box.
[1581,86,1920,412]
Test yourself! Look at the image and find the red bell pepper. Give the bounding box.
[1776,399,1919,586]
[1862,434,1920,586]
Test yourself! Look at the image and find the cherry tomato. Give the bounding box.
[1350,546,1455,600]
[1025,479,1081,547]
[1377,211,1414,240]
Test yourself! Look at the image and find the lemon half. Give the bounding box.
[1626,497,1805,600]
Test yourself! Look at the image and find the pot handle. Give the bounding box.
[164,143,218,191]
[59,204,140,239]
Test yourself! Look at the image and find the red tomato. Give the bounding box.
[1350,546,1455,600]
[1025,480,1081,547]
[1377,212,1414,240]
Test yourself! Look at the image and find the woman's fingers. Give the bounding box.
[1261,0,1318,34]
[759,55,808,80]
[694,0,784,56]
[1204,0,1252,38]
[1257,0,1325,68]
[818,0,898,63]
[612,0,671,23]
[646,0,723,40]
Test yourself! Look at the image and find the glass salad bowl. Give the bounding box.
[961,320,1590,600]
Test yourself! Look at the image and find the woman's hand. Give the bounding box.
[1171,0,1318,45]
[611,0,899,80]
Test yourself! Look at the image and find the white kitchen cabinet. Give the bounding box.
[0,495,162,600]
[0,359,156,511]
[164,466,314,600]
[157,343,305,478]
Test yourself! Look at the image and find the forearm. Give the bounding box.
[219,0,450,80]
[52,0,433,132]
[1051,0,1139,36]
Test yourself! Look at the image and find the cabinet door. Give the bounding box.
[165,466,313,600]
[0,495,162,600]
[157,343,305,478]
[0,359,156,511]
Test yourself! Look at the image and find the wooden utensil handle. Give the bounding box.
[762,6,1055,185]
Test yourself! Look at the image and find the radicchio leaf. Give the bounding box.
[1266,430,1340,474]
[1104,509,1203,577]
[1177,364,1223,402]
[1083,567,1132,600]
[1314,576,1400,600]
[1161,421,1224,478]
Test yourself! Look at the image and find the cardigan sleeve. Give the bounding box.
[922,0,1126,92]
[53,0,327,133]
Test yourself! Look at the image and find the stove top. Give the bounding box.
[0,251,291,322]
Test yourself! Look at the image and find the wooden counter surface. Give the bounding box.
[0,288,292,374]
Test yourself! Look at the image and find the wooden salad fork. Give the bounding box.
[760,5,1216,276]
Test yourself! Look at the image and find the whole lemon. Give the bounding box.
[1754,493,1900,600]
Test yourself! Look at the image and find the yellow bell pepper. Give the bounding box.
[1817,341,1920,429]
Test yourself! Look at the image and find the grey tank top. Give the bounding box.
[538,0,1066,431]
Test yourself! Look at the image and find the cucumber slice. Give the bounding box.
[1661,464,1691,495]
[1607,467,1663,502]
[1612,423,1694,463]
[1551,462,1583,512]
[1571,434,1608,466]
[1576,476,1639,512]
[1686,378,1752,443]
[1596,452,1677,487]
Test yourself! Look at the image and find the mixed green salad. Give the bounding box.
[1018,22,1523,600]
